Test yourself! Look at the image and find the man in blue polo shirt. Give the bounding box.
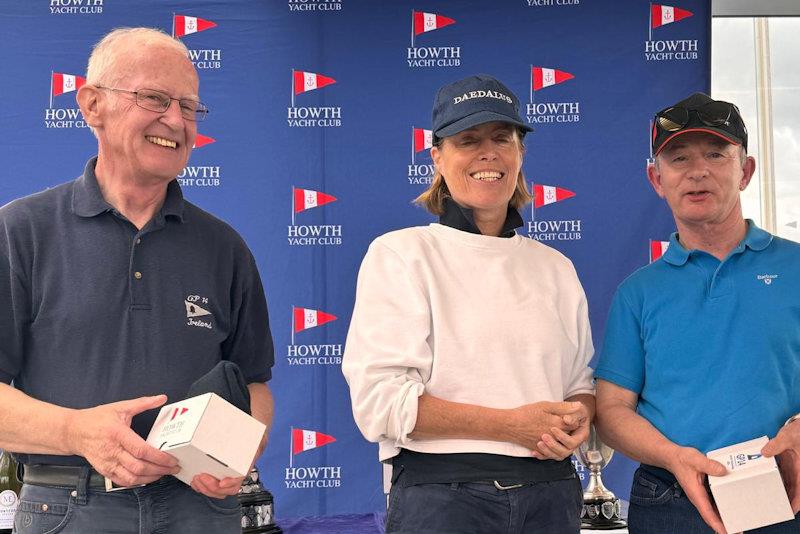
[595,93,800,534]
[0,28,274,533]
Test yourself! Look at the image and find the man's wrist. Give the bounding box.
[658,443,686,474]
[60,407,81,455]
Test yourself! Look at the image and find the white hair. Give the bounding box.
[86,27,190,86]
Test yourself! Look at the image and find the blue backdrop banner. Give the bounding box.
[0,0,710,520]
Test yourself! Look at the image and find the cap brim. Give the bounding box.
[434,110,533,138]
[654,127,743,156]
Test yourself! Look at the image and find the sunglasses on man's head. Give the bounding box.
[655,101,739,132]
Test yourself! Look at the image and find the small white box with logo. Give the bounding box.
[707,436,794,533]
[145,393,266,486]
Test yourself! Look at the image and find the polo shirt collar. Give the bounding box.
[662,219,772,266]
[161,180,185,221]
[72,157,113,217]
[72,156,185,222]
[439,197,522,238]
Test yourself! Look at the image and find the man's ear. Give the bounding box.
[76,85,102,129]
[739,155,757,191]
[647,161,666,199]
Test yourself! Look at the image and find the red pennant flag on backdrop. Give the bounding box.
[531,67,574,91]
[532,184,576,208]
[173,15,217,38]
[193,134,216,149]
[293,187,337,213]
[413,128,433,153]
[293,71,336,95]
[52,73,86,96]
[292,428,336,455]
[413,11,455,36]
[649,240,671,262]
[651,4,693,28]
[293,307,337,333]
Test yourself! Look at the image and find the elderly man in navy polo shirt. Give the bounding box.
[595,93,800,534]
[0,28,274,533]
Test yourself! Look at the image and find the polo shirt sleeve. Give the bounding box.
[593,286,645,394]
[0,217,28,384]
[221,246,274,383]
[342,239,429,446]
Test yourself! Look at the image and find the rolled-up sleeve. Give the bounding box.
[564,282,595,399]
[342,240,431,448]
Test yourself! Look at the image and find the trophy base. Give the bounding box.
[238,468,282,534]
[580,498,626,530]
[243,527,283,534]
[580,520,627,530]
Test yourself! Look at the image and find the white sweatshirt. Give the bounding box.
[342,223,594,462]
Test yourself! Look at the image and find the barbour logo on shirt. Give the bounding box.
[756,274,778,285]
[185,295,213,329]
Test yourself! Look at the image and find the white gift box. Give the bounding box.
[146,393,266,486]
[707,436,794,533]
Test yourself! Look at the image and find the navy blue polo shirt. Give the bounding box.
[0,158,274,466]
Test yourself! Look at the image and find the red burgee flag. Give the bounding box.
[173,15,217,38]
[293,187,337,213]
[532,184,575,208]
[650,240,671,262]
[651,4,693,28]
[413,11,455,36]
[293,71,336,95]
[292,428,336,455]
[52,73,85,96]
[193,134,216,149]
[293,307,337,333]
[531,67,574,92]
[413,128,433,153]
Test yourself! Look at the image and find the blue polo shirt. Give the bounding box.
[0,158,274,466]
[595,221,800,453]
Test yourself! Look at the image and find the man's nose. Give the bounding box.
[159,99,186,127]
[687,156,709,180]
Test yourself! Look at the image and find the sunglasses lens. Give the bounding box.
[697,101,731,126]
[657,107,688,131]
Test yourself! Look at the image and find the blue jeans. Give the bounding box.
[628,465,800,534]
[385,470,582,534]
[13,469,240,534]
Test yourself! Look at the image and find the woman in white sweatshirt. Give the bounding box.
[342,74,595,534]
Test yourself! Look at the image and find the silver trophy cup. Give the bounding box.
[576,424,626,529]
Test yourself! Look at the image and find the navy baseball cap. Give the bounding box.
[432,74,532,141]
[652,92,747,156]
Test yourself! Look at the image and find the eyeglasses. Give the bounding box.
[96,86,209,122]
[655,101,738,132]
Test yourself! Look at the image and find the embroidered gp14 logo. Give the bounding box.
[185,294,213,329]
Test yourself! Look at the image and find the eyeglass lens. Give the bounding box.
[136,89,207,121]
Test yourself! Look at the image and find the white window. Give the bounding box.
[712,1,800,241]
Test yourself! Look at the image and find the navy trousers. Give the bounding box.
[13,469,240,534]
[385,470,582,534]
[628,466,800,534]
